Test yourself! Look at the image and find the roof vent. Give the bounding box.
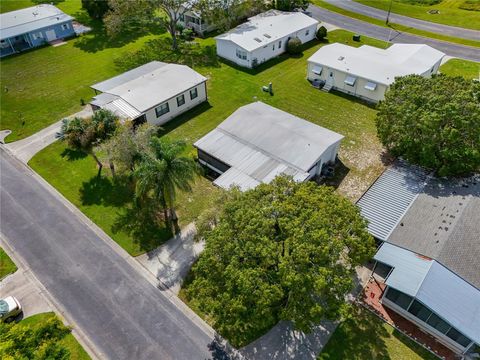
[263,33,271,38]
[254,37,262,43]
[338,56,344,61]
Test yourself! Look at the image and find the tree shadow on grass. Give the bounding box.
[72,12,166,53]
[114,37,220,72]
[60,148,88,161]
[319,307,391,360]
[79,174,133,207]
[112,200,173,253]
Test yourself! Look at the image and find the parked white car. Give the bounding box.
[0,296,22,322]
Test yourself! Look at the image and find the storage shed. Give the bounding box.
[194,102,343,191]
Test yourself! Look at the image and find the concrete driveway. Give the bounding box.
[136,223,204,295]
[0,270,51,319]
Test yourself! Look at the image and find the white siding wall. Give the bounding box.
[307,62,388,102]
[143,82,207,125]
[306,140,341,179]
[217,23,317,69]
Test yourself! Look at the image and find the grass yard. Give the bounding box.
[354,0,480,30]
[0,0,161,142]
[0,247,17,279]
[312,0,480,47]
[318,307,438,360]
[17,312,90,360]
[440,58,480,79]
[30,30,387,256]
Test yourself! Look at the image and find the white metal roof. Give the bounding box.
[308,43,445,85]
[357,161,429,241]
[91,61,207,113]
[215,10,318,52]
[377,243,480,344]
[195,102,343,190]
[375,242,433,297]
[0,4,73,40]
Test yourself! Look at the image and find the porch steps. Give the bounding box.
[321,83,333,92]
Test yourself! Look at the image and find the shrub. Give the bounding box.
[286,37,302,55]
[316,26,327,40]
[181,28,194,41]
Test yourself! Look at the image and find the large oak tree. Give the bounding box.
[185,177,375,346]
[376,74,480,176]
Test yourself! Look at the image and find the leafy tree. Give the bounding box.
[286,36,302,54]
[81,0,111,19]
[59,109,118,172]
[376,74,480,176]
[104,0,197,50]
[134,137,199,231]
[195,0,267,32]
[97,122,157,176]
[0,316,70,360]
[185,176,375,346]
[316,25,327,40]
[273,0,311,11]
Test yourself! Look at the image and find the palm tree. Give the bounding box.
[134,136,199,232]
[58,109,118,174]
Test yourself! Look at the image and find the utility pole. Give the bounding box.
[386,0,393,25]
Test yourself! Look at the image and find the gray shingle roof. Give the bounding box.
[358,161,480,289]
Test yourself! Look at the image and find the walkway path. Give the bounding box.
[4,105,93,164]
[308,5,480,62]
[324,0,480,41]
[136,223,204,295]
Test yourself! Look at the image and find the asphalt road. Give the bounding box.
[0,148,214,360]
[308,5,480,62]
[324,0,480,41]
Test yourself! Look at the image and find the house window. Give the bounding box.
[177,94,185,107]
[180,13,184,22]
[445,328,472,348]
[306,29,310,36]
[236,48,247,60]
[365,81,377,91]
[61,23,69,30]
[344,75,357,86]
[190,87,198,100]
[408,300,432,322]
[155,102,169,117]
[278,40,282,48]
[312,65,322,75]
[426,314,451,334]
[32,32,43,40]
[384,287,413,310]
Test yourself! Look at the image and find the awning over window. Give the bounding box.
[312,65,323,75]
[365,81,377,91]
[344,75,356,86]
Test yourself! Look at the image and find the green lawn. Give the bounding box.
[0,247,17,279]
[318,307,438,360]
[0,0,160,142]
[30,30,386,256]
[354,0,480,30]
[440,58,480,79]
[18,312,90,360]
[312,0,480,48]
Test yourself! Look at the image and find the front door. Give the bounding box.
[327,70,335,86]
[45,29,56,42]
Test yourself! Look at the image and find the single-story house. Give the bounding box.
[0,4,75,57]
[307,43,445,102]
[357,161,480,356]
[215,10,318,68]
[194,101,344,191]
[90,61,208,126]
